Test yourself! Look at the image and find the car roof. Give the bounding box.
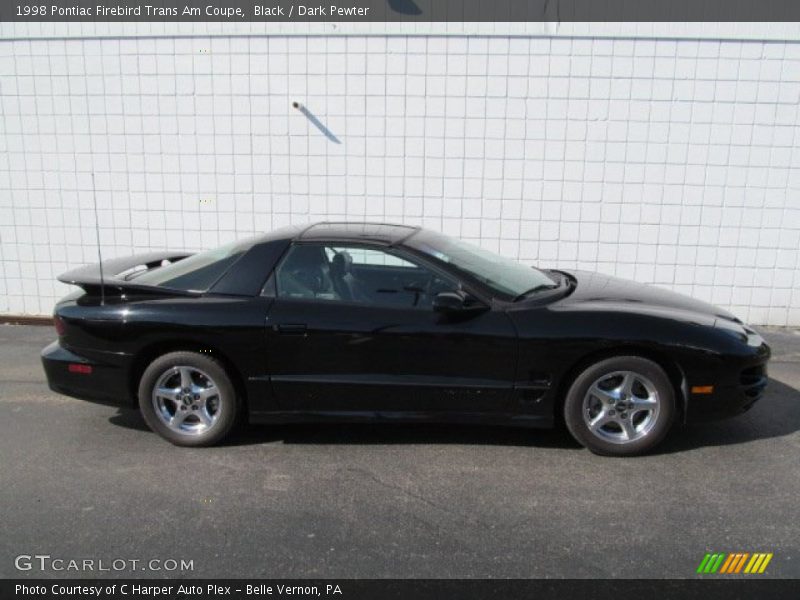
[296,222,420,245]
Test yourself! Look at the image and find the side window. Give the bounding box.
[274,243,459,308]
[274,244,336,300]
[326,247,417,268]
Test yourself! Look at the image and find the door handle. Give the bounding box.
[275,323,307,334]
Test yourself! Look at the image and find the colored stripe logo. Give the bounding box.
[697,552,773,574]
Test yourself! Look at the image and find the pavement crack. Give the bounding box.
[342,467,489,528]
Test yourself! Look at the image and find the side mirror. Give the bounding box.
[432,291,466,313]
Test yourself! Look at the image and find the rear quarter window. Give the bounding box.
[133,241,246,292]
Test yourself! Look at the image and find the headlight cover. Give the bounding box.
[714,318,764,347]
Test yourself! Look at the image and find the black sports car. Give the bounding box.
[42,222,770,455]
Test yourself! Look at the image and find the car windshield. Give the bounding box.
[133,239,249,291]
[406,230,556,300]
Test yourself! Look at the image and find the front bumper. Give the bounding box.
[41,340,134,406]
[684,344,770,422]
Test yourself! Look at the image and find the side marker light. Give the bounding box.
[691,385,714,394]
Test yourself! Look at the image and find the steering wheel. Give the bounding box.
[404,274,435,307]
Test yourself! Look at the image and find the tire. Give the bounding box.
[138,351,239,447]
[563,356,675,457]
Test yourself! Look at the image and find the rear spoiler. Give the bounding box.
[58,251,196,296]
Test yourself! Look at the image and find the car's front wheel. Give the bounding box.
[564,355,676,456]
[138,351,238,447]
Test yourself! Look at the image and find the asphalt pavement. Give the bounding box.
[1,324,798,578]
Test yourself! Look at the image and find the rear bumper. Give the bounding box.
[41,340,135,407]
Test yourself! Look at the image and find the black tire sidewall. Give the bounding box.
[138,351,238,447]
[564,356,675,456]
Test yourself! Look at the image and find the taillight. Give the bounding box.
[68,364,92,374]
[54,315,66,336]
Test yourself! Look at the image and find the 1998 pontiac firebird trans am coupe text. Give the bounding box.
[42,223,770,456]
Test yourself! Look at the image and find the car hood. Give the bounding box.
[552,270,739,324]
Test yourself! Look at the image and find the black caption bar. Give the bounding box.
[2,0,800,22]
[4,580,800,600]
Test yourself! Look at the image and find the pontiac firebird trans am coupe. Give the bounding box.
[42,223,770,455]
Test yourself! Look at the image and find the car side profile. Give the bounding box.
[42,222,770,456]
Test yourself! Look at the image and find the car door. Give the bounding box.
[263,242,519,415]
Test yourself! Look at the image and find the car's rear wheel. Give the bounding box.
[564,356,675,456]
[138,351,238,447]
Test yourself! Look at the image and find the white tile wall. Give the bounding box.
[1,29,799,324]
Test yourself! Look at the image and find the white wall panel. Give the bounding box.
[0,27,799,324]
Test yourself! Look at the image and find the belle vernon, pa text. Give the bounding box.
[16,583,344,597]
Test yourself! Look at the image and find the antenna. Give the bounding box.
[91,172,105,306]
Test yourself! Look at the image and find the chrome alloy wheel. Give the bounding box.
[582,370,660,444]
[152,366,222,435]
